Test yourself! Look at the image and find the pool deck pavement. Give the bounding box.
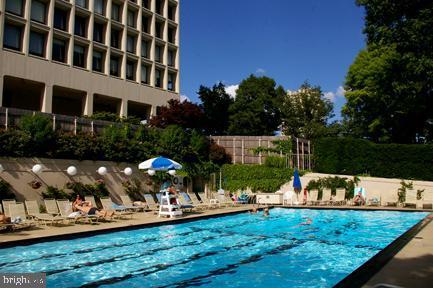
[1,204,432,288]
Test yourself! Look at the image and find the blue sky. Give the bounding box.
[180,0,366,120]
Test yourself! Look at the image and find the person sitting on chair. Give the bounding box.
[353,191,366,206]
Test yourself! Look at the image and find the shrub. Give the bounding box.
[66,181,109,199]
[306,176,359,199]
[209,143,231,166]
[42,186,71,200]
[264,156,287,168]
[314,137,433,181]
[222,164,294,193]
[19,114,55,156]
[122,178,144,201]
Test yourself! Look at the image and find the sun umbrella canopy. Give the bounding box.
[138,156,182,171]
[293,169,302,191]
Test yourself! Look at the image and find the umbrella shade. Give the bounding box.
[293,169,302,190]
[138,157,182,171]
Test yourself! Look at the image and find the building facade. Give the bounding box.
[0,0,179,120]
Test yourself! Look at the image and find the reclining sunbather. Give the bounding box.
[72,195,114,217]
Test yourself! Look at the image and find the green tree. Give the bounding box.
[281,82,334,139]
[19,114,55,156]
[343,0,433,143]
[198,82,233,135]
[228,75,284,135]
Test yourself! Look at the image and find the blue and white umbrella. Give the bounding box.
[138,156,182,171]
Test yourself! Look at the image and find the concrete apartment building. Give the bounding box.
[0,0,179,120]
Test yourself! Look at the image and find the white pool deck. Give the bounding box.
[0,204,432,287]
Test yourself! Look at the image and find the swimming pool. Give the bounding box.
[0,208,428,287]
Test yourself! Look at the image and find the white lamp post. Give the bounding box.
[147,169,155,176]
[32,164,43,174]
[67,166,78,176]
[97,166,108,176]
[124,167,133,176]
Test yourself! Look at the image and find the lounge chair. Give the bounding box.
[100,197,133,219]
[178,192,196,212]
[155,192,163,205]
[187,193,210,210]
[2,199,16,217]
[319,189,332,205]
[56,200,94,224]
[198,193,219,209]
[83,195,97,207]
[367,193,381,206]
[307,189,319,205]
[214,193,234,207]
[331,189,346,205]
[8,203,36,230]
[44,199,61,216]
[403,190,417,208]
[382,193,398,207]
[143,194,160,210]
[25,200,67,225]
[120,195,148,212]
[422,190,433,209]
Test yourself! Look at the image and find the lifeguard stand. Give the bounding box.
[158,190,183,218]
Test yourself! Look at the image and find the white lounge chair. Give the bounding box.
[331,189,346,205]
[25,200,67,225]
[404,190,417,208]
[319,189,332,205]
[307,189,319,205]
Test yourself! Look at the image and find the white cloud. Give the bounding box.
[255,68,266,75]
[324,86,345,102]
[225,84,239,99]
[180,94,191,102]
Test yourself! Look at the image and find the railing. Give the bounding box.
[0,107,139,134]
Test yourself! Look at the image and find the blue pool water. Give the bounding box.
[0,208,428,288]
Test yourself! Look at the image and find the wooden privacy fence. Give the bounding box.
[210,136,312,170]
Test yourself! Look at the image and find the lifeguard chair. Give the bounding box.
[158,190,183,218]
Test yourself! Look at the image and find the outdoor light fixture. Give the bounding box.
[32,164,43,174]
[124,167,133,176]
[147,169,156,176]
[97,166,108,176]
[0,164,4,173]
[67,166,78,176]
[168,170,176,176]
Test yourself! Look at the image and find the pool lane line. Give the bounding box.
[333,212,433,288]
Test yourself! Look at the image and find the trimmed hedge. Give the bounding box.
[314,138,433,181]
[222,164,293,193]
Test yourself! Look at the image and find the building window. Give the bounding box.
[141,40,149,58]
[5,0,24,16]
[3,24,22,51]
[111,3,120,22]
[168,73,175,91]
[76,0,87,9]
[155,22,163,39]
[155,45,163,63]
[54,8,68,31]
[142,0,150,9]
[142,15,150,33]
[94,0,105,15]
[127,10,136,28]
[52,38,67,63]
[168,4,176,21]
[126,35,135,53]
[167,49,175,67]
[126,60,135,81]
[110,56,120,76]
[93,22,104,43]
[74,15,87,37]
[141,64,149,84]
[168,26,175,43]
[155,0,164,15]
[31,0,47,24]
[111,29,120,48]
[29,31,45,57]
[93,50,103,72]
[155,69,163,88]
[73,45,86,68]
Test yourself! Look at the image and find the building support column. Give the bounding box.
[120,99,128,118]
[0,76,3,106]
[41,85,52,113]
[83,92,93,116]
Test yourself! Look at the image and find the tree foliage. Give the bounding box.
[281,82,334,139]
[228,75,285,135]
[198,82,234,135]
[149,99,205,130]
[344,0,433,143]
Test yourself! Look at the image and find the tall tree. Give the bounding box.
[149,99,205,130]
[228,75,284,135]
[343,0,433,143]
[281,82,334,139]
[198,82,233,135]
